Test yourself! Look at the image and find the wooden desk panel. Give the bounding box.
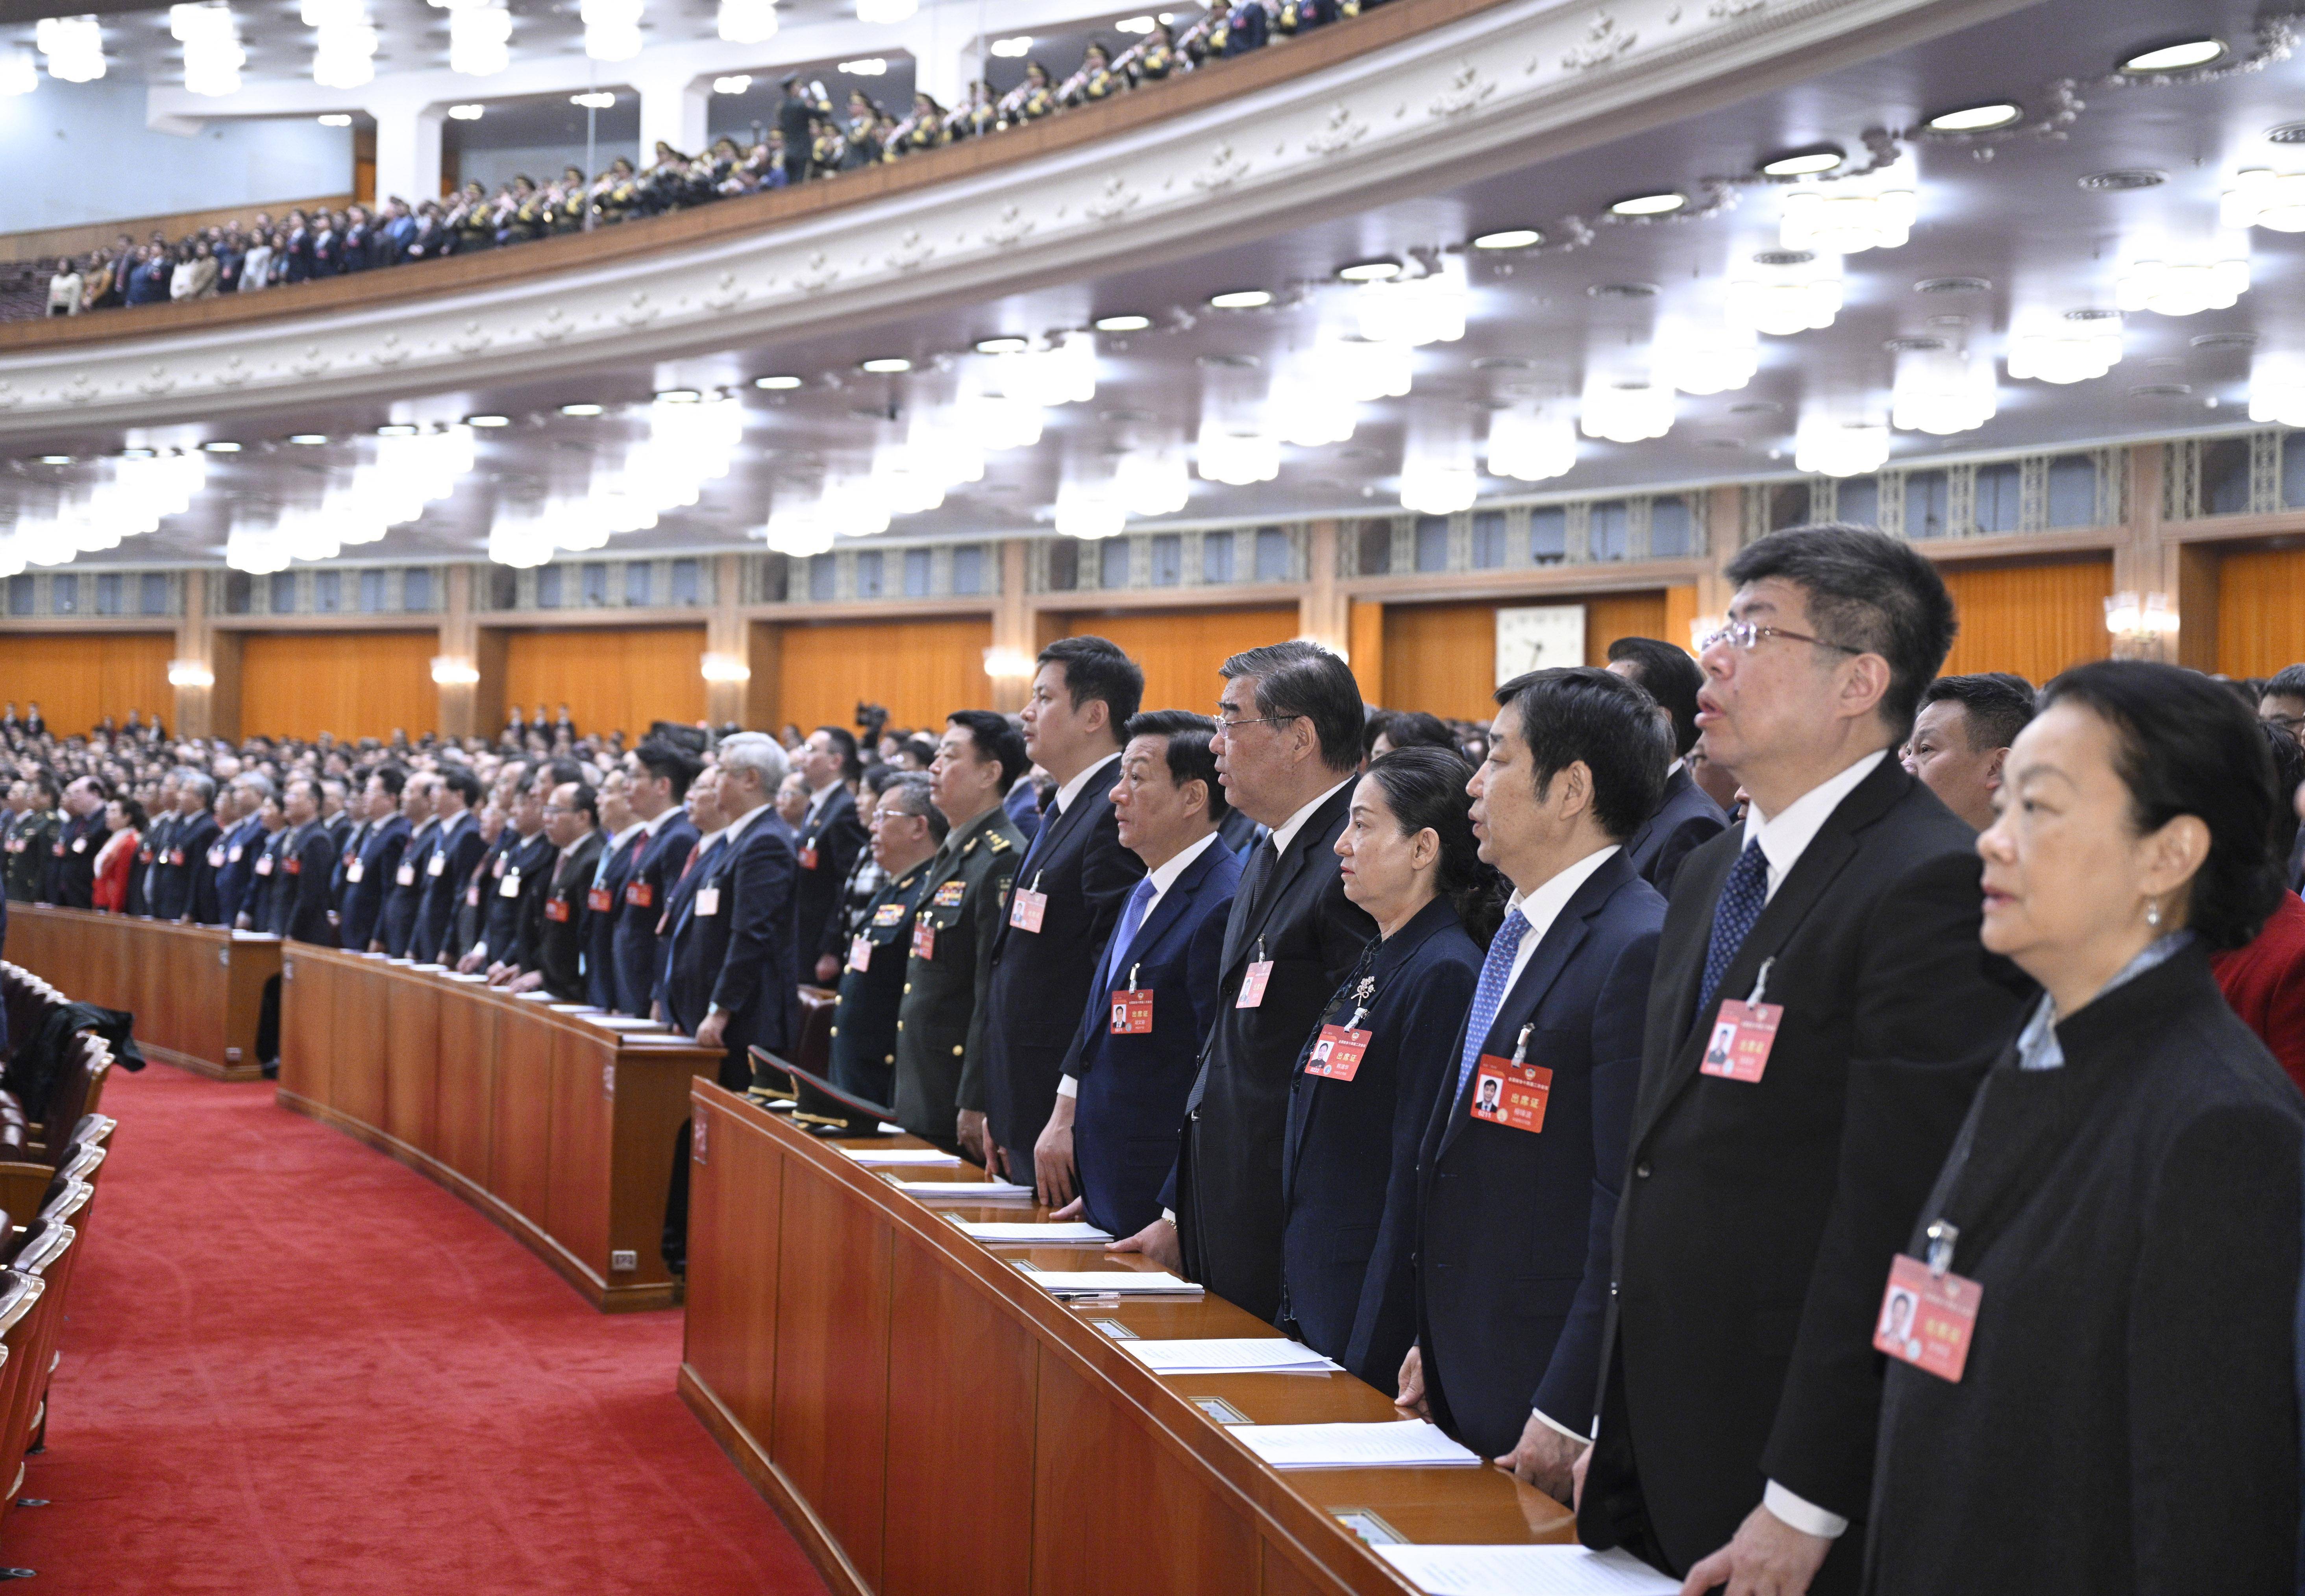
[545,1025,614,1269]
[4,906,277,1080]
[383,972,440,1155]
[433,992,496,1189]
[682,1087,1578,1596]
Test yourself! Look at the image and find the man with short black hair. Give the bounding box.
[615,739,700,1015]
[465,771,552,977]
[267,777,340,944]
[340,766,409,952]
[1901,672,2036,833]
[507,781,602,1001]
[668,733,800,1088]
[2258,663,2305,749]
[377,772,439,955]
[49,776,104,908]
[796,725,870,984]
[211,774,272,926]
[415,767,487,962]
[1606,636,1727,897]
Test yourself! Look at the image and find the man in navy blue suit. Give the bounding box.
[1396,667,1668,1501]
[618,738,701,1016]
[1040,711,1241,1239]
[581,767,649,1010]
[666,733,799,1091]
[413,766,486,962]
[376,772,438,956]
[1605,637,1727,899]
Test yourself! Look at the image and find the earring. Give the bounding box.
[2145,899,2161,929]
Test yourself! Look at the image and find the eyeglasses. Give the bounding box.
[1215,712,1305,733]
[2264,713,2305,734]
[1698,621,1862,656]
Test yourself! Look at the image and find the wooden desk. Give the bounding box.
[275,944,722,1312]
[2,903,278,1081]
[680,1084,1574,1596]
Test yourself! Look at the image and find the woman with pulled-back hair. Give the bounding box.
[1277,744,1496,1385]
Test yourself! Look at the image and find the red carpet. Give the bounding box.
[0,1062,827,1596]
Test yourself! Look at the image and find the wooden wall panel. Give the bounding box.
[2216,547,2305,678]
[0,633,173,739]
[237,631,438,742]
[499,625,706,739]
[1938,558,2113,685]
[773,617,992,737]
[1584,592,1672,664]
[1379,591,1670,720]
[1055,606,1302,717]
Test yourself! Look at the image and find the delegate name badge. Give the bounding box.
[625,880,652,907]
[694,886,721,918]
[1700,957,1781,1084]
[911,919,936,960]
[169,848,185,867]
[871,900,906,927]
[1304,977,1377,1081]
[397,862,417,887]
[1873,1223,1980,1384]
[465,883,480,906]
[498,869,522,898]
[255,854,274,876]
[1110,963,1153,1033]
[346,859,364,882]
[1470,1024,1552,1134]
[427,852,446,877]
[797,846,819,871]
[587,886,613,913]
[544,896,571,923]
[1236,940,1273,1009]
[1009,872,1047,933]
[848,933,874,973]
[932,879,967,909]
[229,844,244,863]
[207,845,226,868]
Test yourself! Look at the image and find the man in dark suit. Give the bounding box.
[1579,525,2029,1596]
[581,768,647,1009]
[974,636,1147,1187]
[266,777,341,944]
[667,734,800,1090]
[1397,668,1667,1492]
[192,778,250,925]
[794,726,871,985]
[826,776,942,1105]
[1042,711,1241,1241]
[616,739,700,1015]
[44,778,101,909]
[133,772,177,919]
[507,780,603,1002]
[653,766,726,1024]
[378,772,440,956]
[1899,671,2035,834]
[153,772,220,922]
[1606,636,1727,899]
[339,766,409,953]
[415,767,487,962]
[467,773,553,977]
[1114,641,1375,1321]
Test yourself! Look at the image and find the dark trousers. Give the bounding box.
[660,1052,751,1273]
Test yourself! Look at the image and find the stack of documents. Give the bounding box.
[1373,1545,1680,1594]
[839,1147,962,1167]
[949,1219,1113,1244]
[1121,1338,1341,1376]
[885,1177,1035,1201]
[1231,1420,1481,1469]
[1011,1264,1203,1296]
[581,1015,664,1031]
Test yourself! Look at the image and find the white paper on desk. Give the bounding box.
[1012,1266,1202,1295]
[1121,1338,1341,1375]
[949,1219,1113,1243]
[443,972,488,983]
[579,1015,664,1031]
[840,1147,964,1166]
[879,1121,906,1134]
[1231,1420,1481,1469]
[886,1178,1036,1201]
[514,990,555,1002]
[1373,1545,1680,1595]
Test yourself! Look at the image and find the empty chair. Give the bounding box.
[0,1269,47,1509]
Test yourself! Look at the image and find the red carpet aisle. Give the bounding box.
[2,1063,827,1596]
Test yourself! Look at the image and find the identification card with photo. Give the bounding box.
[1303,1023,1371,1082]
[1109,989,1154,1034]
[1699,999,1782,1083]
[1873,1254,1981,1384]
[588,887,613,913]
[911,920,936,960]
[544,897,571,923]
[693,887,720,918]
[1469,1053,1553,1134]
[397,863,417,887]
[1236,961,1273,1009]
[1008,885,1047,933]
[849,934,874,973]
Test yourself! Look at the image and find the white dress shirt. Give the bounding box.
[1058,829,1221,1097]
[1267,777,1355,859]
[1049,752,1120,820]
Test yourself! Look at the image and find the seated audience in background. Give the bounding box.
[827,775,943,1106]
[91,794,143,912]
[1900,672,2037,833]
[1604,635,1728,896]
[1362,709,1460,764]
[1867,660,2301,1595]
[2210,722,2305,1092]
[2258,663,2305,889]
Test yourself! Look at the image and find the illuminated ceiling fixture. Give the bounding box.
[837,57,885,75]
[2248,349,2305,427]
[1354,254,1467,346]
[465,414,510,427]
[2119,37,2223,73]
[1270,349,1358,447]
[989,34,1031,57]
[1781,185,1915,253]
[580,0,642,62]
[761,495,834,559]
[1197,363,1278,486]
[974,336,1029,355]
[859,356,911,374]
[1794,411,1890,477]
[447,102,483,119]
[1472,228,1541,250]
[1761,147,1842,177]
[1209,288,1271,309]
[1661,319,1759,395]
[1399,402,1478,515]
[1926,102,2022,132]
[1115,14,1155,33]
[1727,249,1842,336]
[1116,427,1190,517]
[716,0,774,44]
[1054,450,1127,541]
[1486,401,1577,482]
[559,402,603,416]
[0,47,36,96]
[569,90,614,108]
[302,0,376,89]
[1318,335,1411,403]
[203,440,243,453]
[1094,314,1151,332]
[2115,253,2249,316]
[318,111,351,124]
[1609,192,1686,216]
[171,3,244,98]
[855,0,915,22]
[2006,310,2123,384]
[288,433,329,445]
[1891,342,1996,435]
[35,15,104,83]
[956,362,1043,453]
[1012,331,1097,408]
[711,73,752,94]
[1337,258,1402,283]
[1579,373,1674,443]
[2222,168,2305,232]
[448,2,509,75]
[753,374,802,390]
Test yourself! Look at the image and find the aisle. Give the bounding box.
[2,1063,826,1596]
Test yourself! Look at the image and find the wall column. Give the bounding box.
[1297,519,1350,662]
[988,538,1035,713]
[704,554,749,728]
[2114,444,2184,664]
[632,65,710,158]
[368,93,446,203]
[172,570,216,739]
[436,565,481,741]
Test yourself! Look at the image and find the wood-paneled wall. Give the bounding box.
[0,632,175,737]
[1374,591,1673,720]
[1053,606,1302,717]
[2216,547,2305,679]
[1937,558,2113,685]
[773,617,993,736]
[237,631,438,742]
[500,626,707,738]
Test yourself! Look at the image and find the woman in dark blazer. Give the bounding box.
[1280,747,1489,1386]
[1866,661,2303,1595]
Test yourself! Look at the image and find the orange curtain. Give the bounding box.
[1378,592,1669,719]
[1058,606,1302,717]
[238,631,439,741]
[2217,548,2305,678]
[501,626,706,739]
[1938,559,2113,685]
[774,617,993,737]
[0,633,173,737]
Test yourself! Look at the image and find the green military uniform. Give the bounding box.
[825,859,932,1108]
[890,806,1024,1151]
[4,809,58,903]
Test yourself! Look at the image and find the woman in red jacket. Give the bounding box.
[91,794,145,913]
[2211,723,2305,1094]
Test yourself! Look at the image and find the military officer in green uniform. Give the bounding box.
[891,711,1028,1156]
[822,776,944,1107]
[4,775,60,903]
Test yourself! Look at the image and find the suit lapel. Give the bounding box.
[1112,836,1220,980]
[1221,783,1346,974]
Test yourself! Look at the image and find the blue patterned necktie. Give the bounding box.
[1697,839,1771,1017]
[1099,874,1159,992]
[1455,906,1532,1099]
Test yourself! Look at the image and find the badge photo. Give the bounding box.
[1873,1224,1981,1384]
[1700,957,1782,1084]
[1008,872,1047,933]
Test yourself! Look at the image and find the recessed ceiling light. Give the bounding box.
[202,440,242,453]
[2190,331,2259,348]
[1609,191,1687,216]
[1926,102,2023,133]
[120,448,154,459]
[1336,258,1402,282]
[859,357,912,373]
[1761,146,1844,177]
[990,35,1032,57]
[1116,14,1155,32]
[570,91,615,109]
[317,113,351,127]
[837,58,886,76]
[1588,282,1661,298]
[377,423,418,436]
[1208,289,1272,309]
[2120,38,2224,73]
[1472,357,1534,369]
[653,389,701,403]
[559,403,603,416]
[288,434,329,445]
[712,75,751,94]
[1195,354,1260,368]
[466,414,510,427]
[974,336,1029,355]
[2271,122,2305,145]
[2129,382,2195,397]
[35,454,70,465]
[446,103,483,121]
[1472,228,1541,250]
[1094,314,1151,332]
[753,375,803,390]
[2079,168,2166,191]
[1728,401,1783,414]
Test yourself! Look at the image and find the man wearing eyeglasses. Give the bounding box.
[1577,525,2026,1596]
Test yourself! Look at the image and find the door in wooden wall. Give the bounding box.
[237,632,438,741]
[775,617,993,736]
[1379,593,1670,720]
[501,626,707,740]
[1056,607,1302,716]
[2216,547,2305,678]
[1937,558,2113,684]
[0,633,174,739]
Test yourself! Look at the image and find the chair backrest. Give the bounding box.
[7,1222,68,1280]
[37,1038,111,1156]
[66,1114,115,1150]
[0,1266,47,1502]
[37,1179,90,1228]
[39,1147,104,1213]
[795,986,837,1082]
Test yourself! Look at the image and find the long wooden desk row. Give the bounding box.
[4,903,278,1081]
[681,1084,1577,1596]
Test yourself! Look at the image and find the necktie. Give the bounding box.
[1101,875,1159,992]
[1697,839,1771,1018]
[1455,906,1530,1099]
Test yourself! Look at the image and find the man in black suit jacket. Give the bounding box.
[415,767,487,962]
[667,735,799,1090]
[45,779,103,909]
[1114,641,1375,1323]
[154,774,221,922]
[974,637,1147,1188]
[1579,526,2028,1596]
[340,767,410,952]
[377,772,439,956]
[508,780,603,1002]
[582,769,648,1009]
[1400,668,1667,1492]
[1606,636,1727,899]
[614,739,700,1015]
[468,776,554,977]
[794,727,871,985]
[266,777,341,945]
